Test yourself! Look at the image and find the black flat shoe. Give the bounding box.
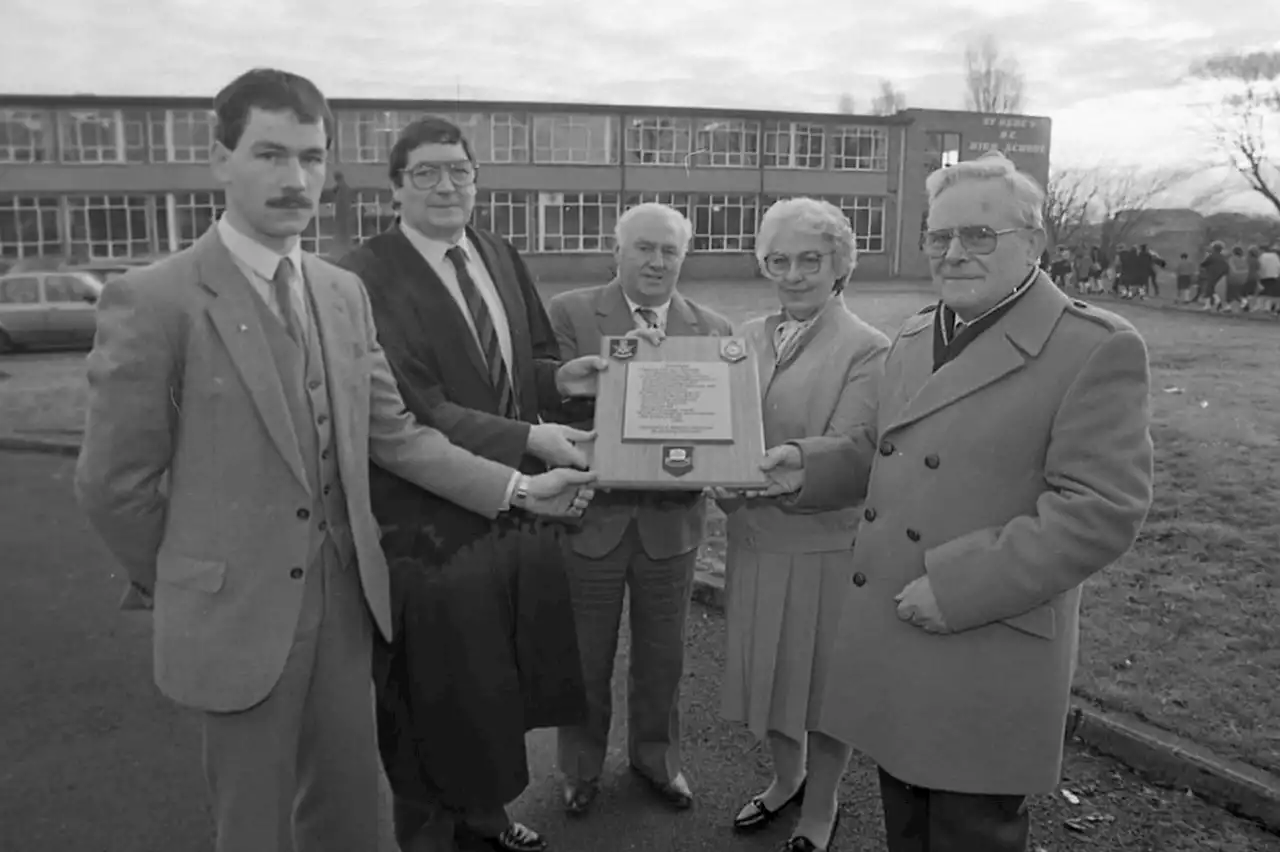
[782,810,841,852]
[733,778,807,833]
[562,779,599,817]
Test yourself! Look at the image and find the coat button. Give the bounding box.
[321,450,331,460]
[925,454,940,469]
[323,485,332,496]
[852,572,867,587]
[864,507,876,522]
[318,520,328,532]
[290,567,304,579]
[906,528,921,542]
[297,508,310,520]
[879,439,895,456]
[308,380,322,391]
[317,413,329,425]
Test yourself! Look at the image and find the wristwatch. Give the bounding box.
[513,474,532,506]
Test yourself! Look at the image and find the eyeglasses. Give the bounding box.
[403,162,478,191]
[763,251,831,277]
[923,226,1026,257]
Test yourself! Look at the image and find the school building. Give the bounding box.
[0,95,1051,280]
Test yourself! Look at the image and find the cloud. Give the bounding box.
[1,0,1277,166]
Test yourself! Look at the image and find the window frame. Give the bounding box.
[830,125,889,172]
[536,191,620,252]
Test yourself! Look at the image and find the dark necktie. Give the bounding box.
[635,307,659,330]
[272,257,298,343]
[445,246,516,418]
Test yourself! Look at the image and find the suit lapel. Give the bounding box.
[594,279,639,339]
[665,291,704,336]
[380,228,491,386]
[194,228,309,492]
[885,276,1067,434]
[301,254,353,462]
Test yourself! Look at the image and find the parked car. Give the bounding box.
[0,270,103,353]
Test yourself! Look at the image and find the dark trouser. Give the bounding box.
[392,797,510,852]
[878,767,1030,852]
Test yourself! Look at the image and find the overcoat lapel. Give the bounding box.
[194,228,310,492]
[886,275,1068,435]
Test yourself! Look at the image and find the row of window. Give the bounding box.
[0,108,890,171]
[0,191,887,261]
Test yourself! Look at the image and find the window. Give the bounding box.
[0,276,40,303]
[762,121,824,169]
[690,119,760,168]
[353,191,396,243]
[43,274,97,303]
[0,109,50,162]
[170,192,224,250]
[532,115,617,164]
[924,131,961,172]
[66,195,154,258]
[625,117,692,166]
[693,195,759,252]
[338,110,419,163]
[831,126,888,171]
[537,192,619,252]
[0,196,62,258]
[300,203,337,257]
[166,110,216,163]
[489,113,530,163]
[60,110,125,163]
[623,192,693,219]
[475,191,530,251]
[832,195,887,253]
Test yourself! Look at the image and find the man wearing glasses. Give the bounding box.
[761,152,1154,851]
[339,117,607,852]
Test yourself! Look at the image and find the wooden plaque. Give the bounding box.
[587,335,769,490]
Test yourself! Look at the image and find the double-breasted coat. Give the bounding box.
[795,273,1155,795]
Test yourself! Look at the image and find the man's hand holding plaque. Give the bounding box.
[744,444,805,498]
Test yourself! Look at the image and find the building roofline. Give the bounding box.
[900,106,1052,123]
[0,92,911,124]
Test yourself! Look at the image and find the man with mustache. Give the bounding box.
[74,68,595,852]
[338,115,614,852]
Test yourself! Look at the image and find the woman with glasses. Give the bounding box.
[713,197,889,852]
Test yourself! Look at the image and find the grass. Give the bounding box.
[3,277,1277,778]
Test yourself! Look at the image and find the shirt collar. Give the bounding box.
[400,221,471,267]
[944,267,1038,335]
[217,215,302,282]
[623,292,671,322]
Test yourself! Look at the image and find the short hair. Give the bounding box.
[925,151,1045,231]
[755,197,858,282]
[389,116,476,186]
[615,203,693,252]
[213,68,332,150]
[1210,240,1225,252]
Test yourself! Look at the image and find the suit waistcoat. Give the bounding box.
[249,277,353,566]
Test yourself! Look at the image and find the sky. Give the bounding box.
[3,0,1278,213]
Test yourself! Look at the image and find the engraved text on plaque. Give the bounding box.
[622,361,734,442]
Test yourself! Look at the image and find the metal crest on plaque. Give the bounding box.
[609,338,637,360]
[719,337,747,363]
[661,445,694,477]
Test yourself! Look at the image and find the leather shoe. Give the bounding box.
[562,779,599,816]
[632,768,694,810]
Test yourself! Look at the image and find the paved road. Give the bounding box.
[2,449,1276,852]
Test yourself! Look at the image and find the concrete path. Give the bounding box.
[1,450,1276,851]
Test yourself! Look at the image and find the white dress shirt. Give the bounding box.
[217,215,310,344]
[399,223,514,375]
[623,293,671,332]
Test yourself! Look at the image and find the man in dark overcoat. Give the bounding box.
[338,116,608,852]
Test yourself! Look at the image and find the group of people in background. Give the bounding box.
[1042,240,1280,314]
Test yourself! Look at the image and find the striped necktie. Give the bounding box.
[445,246,517,418]
[272,257,299,343]
[635,307,659,330]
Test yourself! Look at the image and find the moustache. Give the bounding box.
[267,196,313,209]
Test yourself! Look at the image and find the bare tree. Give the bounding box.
[1043,167,1098,249]
[1191,50,1280,217]
[836,93,857,114]
[870,79,907,115]
[1085,165,1199,255]
[964,35,1026,114]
